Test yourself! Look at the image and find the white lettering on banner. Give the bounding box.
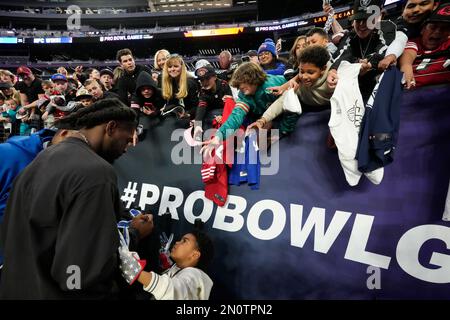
[184,191,214,224]
[122,182,450,284]
[138,183,160,210]
[213,195,247,232]
[247,200,286,240]
[344,214,391,269]
[290,205,352,254]
[255,20,308,32]
[396,225,450,284]
[158,186,184,219]
[99,35,154,42]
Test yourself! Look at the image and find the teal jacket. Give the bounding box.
[217,75,286,140]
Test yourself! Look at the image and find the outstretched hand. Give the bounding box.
[327,69,338,89]
[200,136,220,159]
[245,119,266,136]
[403,69,416,90]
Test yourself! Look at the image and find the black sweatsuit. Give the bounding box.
[0,138,122,299]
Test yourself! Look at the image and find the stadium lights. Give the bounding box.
[184,27,244,37]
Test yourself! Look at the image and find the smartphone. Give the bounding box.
[241,55,250,62]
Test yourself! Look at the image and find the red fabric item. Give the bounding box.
[158,252,172,271]
[130,259,147,285]
[201,158,216,183]
[221,97,245,167]
[204,157,228,207]
[221,96,235,123]
[405,38,450,88]
[201,98,236,206]
[53,109,67,119]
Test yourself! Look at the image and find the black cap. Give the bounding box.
[0,81,13,90]
[100,68,114,77]
[349,0,383,21]
[424,3,450,24]
[246,50,258,57]
[195,64,216,80]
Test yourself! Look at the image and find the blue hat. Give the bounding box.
[257,38,277,57]
[51,73,67,82]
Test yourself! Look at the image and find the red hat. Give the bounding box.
[17,66,32,76]
[425,3,450,24]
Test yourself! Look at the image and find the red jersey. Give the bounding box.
[405,38,450,88]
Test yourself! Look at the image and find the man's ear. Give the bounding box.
[105,120,118,137]
[58,129,70,138]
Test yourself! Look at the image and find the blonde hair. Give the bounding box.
[154,49,170,71]
[0,69,15,83]
[162,55,188,101]
[288,36,307,69]
[5,97,17,106]
[1,87,21,106]
[113,66,124,82]
[57,67,68,76]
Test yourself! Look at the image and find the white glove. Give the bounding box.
[118,246,146,285]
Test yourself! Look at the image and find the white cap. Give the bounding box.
[194,59,211,71]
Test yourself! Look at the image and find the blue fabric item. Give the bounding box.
[356,67,403,173]
[228,133,261,190]
[0,129,55,265]
[50,73,67,82]
[264,62,287,76]
[0,129,55,223]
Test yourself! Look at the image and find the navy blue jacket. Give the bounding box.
[356,67,403,173]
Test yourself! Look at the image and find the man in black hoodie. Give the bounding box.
[114,48,152,105]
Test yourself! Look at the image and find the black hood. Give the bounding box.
[135,71,160,98]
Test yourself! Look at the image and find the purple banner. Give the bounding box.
[115,85,450,299]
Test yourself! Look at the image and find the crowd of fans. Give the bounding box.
[0,0,449,300]
[1,0,448,144]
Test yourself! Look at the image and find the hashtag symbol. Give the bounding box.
[121,182,139,209]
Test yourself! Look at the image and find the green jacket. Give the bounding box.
[217,75,286,140]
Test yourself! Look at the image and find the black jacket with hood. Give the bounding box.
[130,72,164,116]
